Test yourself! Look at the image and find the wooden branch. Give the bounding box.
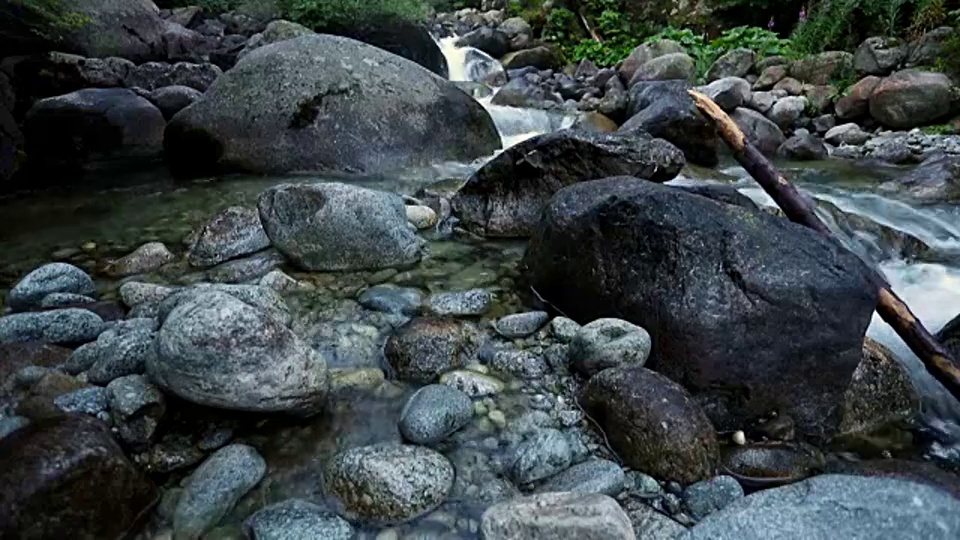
[578,9,603,43]
[688,89,960,403]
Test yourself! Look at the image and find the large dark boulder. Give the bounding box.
[0,104,22,184]
[451,130,685,238]
[320,17,448,77]
[621,80,718,167]
[869,69,953,129]
[883,153,960,203]
[0,415,157,539]
[165,35,499,177]
[521,178,878,436]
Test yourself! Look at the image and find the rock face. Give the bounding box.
[188,206,270,268]
[258,183,426,271]
[869,70,953,129]
[7,263,95,311]
[622,81,718,167]
[451,130,685,237]
[149,290,328,414]
[481,492,636,540]
[523,178,878,436]
[24,88,165,175]
[325,444,454,524]
[165,35,499,177]
[579,366,719,484]
[0,415,157,539]
[682,475,960,539]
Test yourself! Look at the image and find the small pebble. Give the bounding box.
[488,410,507,429]
[732,430,746,445]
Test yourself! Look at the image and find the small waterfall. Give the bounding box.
[438,37,505,84]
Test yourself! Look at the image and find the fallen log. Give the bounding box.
[688,89,960,403]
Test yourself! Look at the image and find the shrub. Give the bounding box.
[643,25,795,80]
[276,0,430,29]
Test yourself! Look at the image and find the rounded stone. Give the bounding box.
[244,499,354,540]
[385,318,479,383]
[495,311,550,339]
[537,459,625,496]
[570,318,652,376]
[399,384,474,444]
[507,428,573,484]
[683,475,745,521]
[7,263,96,311]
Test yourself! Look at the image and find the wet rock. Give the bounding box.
[579,366,719,484]
[753,65,788,91]
[425,289,492,317]
[746,91,776,114]
[699,77,751,112]
[570,318,651,377]
[439,369,505,397]
[825,123,871,146]
[496,311,549,338]
[789,51,854,85]
[147,85,202,120]
[406,205,438,230]
[870,69,953,129]
[0,309,105,345]
[258,270,308,292]
[835,75,882,120]
[119,281,176,308]
[165,35,498,177]
[683,476,744,521]
[456,26,510,58]
[501,46,562,70]
[837,338,920,436]
[125,61,222,92]
[490,76,556,108]
[399,384,473,444]
[53,386,109,416]
[39,293,96,308]
[721,443,824,486]
[0,415,157,538]
[325,443,454,524]
[523,178,877,436]
[767,96,807,128]
[706,48,756,82]
[7,263,95,311]
[239,19,315,59]
[107,374,165,447]
[258,182,426,271]
[622,499,687,539]
[358,285,423,316]
[451,130,684,237]
[149,290,327,413]
[812,114,837,134]
[0,416,29,440]
[244,499,354,540]
[630,53,697,85]
[158,283,290,327]
[570,112,619,133]
[507,428,573,484]
[188,206,270,268]
[537,459,625,496]
[886,153,960,203]
[203,248,285,284]
[683,475,960,539]
[550,317,581,343]
[777,132,828,161]
[855,37,907,76]
[385,318,480,383]
[623,80,718,167]
[491,349,548,379]
[106,242,176,277]
[481,492,635,540]
[174,444,266,540]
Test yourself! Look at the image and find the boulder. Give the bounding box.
[385,317,481,383]
[618,40,685,83]
[886,153,960,203]
[699,77,751,112]
[496,312,550,339]
[106,374,165,446]
[0,415,157,539]
[0,309,105,345]
[125,61,222,92]
[258,182,426,271]
[399,384,474,444]
[23,88,165,176]
[937,312,960,360]
[537,459,625,496]
[499,16,534,50]
[1,53,135,115]
[0,342,71,387]
[869,69,953,129]
[245,499,354,540]
[629,53,696,85]
[239,19,315,59]
[105,242,175,277]
[490,76,557,108]
[456,27,510,58]
[767,96,807,128]
[481,493,636,540]
[789,51,854,85]
[683,476,744,521]
[451,130,685,237]
[165,35,499,177]
[706,48,756,82]
[907,26,955,67]
[570,112,619,133]
[622,80,718,167]
[522,178,878,436]
[188,206,270,268]
[501,46,562,70]
[682,475,960,539]
[146,85,201,120]
[803,85,837,115]
[777,132,828,161]
[149,290,328,414]
[7,263,95,311]
[579,366,719,484]
[319,18,448,76]
[835,75,882,120]
[854,37,907,76]
[753,65,788,91]
[825,123,872,146]
[747,91,776,114]
[837,338,919,437]
[730,108,786,156]
[773,77,803,96]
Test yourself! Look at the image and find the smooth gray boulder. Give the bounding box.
[188,206,270,268]
[7,263,95,311]
[244,499,354,540]
[0,309,105,345]
[399,384,474,444]
[869,69,953,129]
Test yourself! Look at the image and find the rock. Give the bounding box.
[7,263,95,311]
[682,475,960,539]
[772,77,803,96]
[452,130,684,237]
[158,283,290,327]
[149,290,327,413]
[147,85,201,120]
[569,319,652,377]
[699,77,751,112]
[165,35,498,177]
[622,499,687,539]
[239,19,315,59]
[106,242,175,277]
[822,459,960,500]
[885,153,960,203]
[803,85,836,114]
[747,91,776,114]
[767,96,807,128]
[731,107,786,156]
[777,133,828,161]
[812,114,836,134]
[825,123,872,146]
[706,48,756,82]
[496,311,550,338]
[425,289,493,317]
[399,384,473,444]
[439,369,505,397]
[524,178,877,436]
[789,51,854,85]
[358,285,423,316]
[570,112,619,133]
[863,136,915,164]
[869,69,953,129]
[908,26,955,67]
[753,65,788,91]
[405,205,438,230]
[481,492,636,540]
[0,309,105,345]
[0,416,29,440]
[490,76,556,108]
[119,281,176,308]
[23,88,164,176]
[618,40,685,83]
[325,443,454,524]
[537,459,625,496]
[499,16,534,50]
[244,499,354,540]
[456,26,510,58]
[385,318,479,383]
[629,53,696,85]
[551,317,581,343]
[0,343,71,385]
[683,476,744,521]
[174,444,266,540]
[491,349,548,379]
[126,61,222,92]
[837,338,919,437]
[835,75,882,120]
[0,415,157,538]
[188,206,270,268]
[203,248,285,284]
[53,387,109,416]
[501,46,561,70]
[107,374,165,446]
[258,270,307,292]
[319,18,448,76]
[506,427,573,484]
[74,325,156,384]
[579,366,719,484]
[622,80,718,167]
[39,293,96,308]
[855,37,907,75]
[258,183,425,271]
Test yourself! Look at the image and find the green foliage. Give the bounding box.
[539,0,655,67]
[18,0,91,39]
[935,8,960,73]
[922,124,953,135]
[167,0,244,11]
[644,25,795,80]
[276,0,429,29]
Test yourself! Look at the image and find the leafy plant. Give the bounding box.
[644,25,796,80]
[276,0,429,29]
